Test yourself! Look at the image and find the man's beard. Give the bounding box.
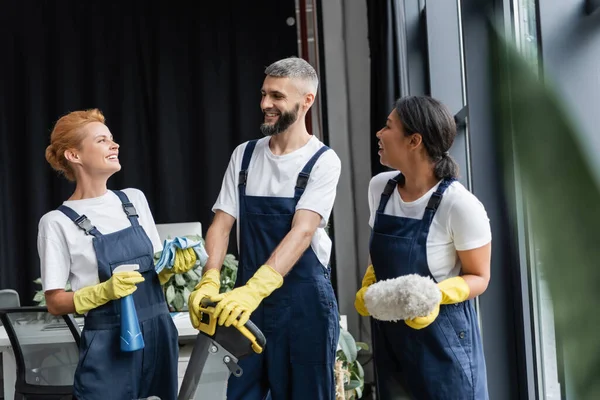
[260,104,300,136]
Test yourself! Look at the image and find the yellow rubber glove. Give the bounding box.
[73,271,145,314]
[405,276,470,330]
[210,265,283,327]
[355,265,376,316]
[188,269,221,329]
[158,248,197,285]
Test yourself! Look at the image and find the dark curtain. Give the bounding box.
[0,0,298,303]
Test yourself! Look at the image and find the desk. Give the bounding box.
[0,312,198,399]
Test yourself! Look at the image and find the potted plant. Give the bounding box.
[154,233,238,311]
[335,326,369,399]
[157,234,238,311]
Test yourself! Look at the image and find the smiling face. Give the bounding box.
[65,121,121,180]
[375,109,419,170]
[259,76,312,136]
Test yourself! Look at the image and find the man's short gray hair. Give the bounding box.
[264,56,318,94]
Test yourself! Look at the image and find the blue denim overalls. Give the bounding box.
[370,173,488,400]
[226,139,339,400]
[58,190,178,400]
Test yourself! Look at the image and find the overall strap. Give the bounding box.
[57,205,101,237]
[294,145,330,200]
[421,177,456,228]
[111,190,140,227]
[238,140,259,196]
[376,173,404,213]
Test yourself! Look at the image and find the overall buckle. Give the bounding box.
[239,170,248,186]
[75,215,96,235]
[122,203,138,217]
[296,172,310,189]
[426,192,443,210]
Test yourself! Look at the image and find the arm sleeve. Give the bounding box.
[368,176,380,228]
[448,194,492,251]
[37,218,71,292]
[212,144,245,220]
[132,189,163,254]
[295,150,342,228]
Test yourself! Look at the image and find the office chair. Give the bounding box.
[0,289,20,308]
[0,289,20,398]
[0,307,80,400]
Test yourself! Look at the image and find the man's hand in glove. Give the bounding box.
[210,265,283,327]
[158,247,197,285]
[355,265,376,316]
[73,271,145,314]
[188,269,221,329]
[405,276,470,330]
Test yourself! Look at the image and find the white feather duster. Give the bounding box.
[364,274,442,321]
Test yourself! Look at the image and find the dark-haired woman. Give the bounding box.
[355,96,491,399]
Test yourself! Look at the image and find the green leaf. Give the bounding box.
[356,342,369,352]
[183,287,191,306]
[33,292,46,305]
[491,25,600,400]
[166,285,176,304]
[338,329,358,364]
[222,254,239,270]
[185,234,203,243]
[187,281,197,292]
[174,273,187,287]
[220,285,233,293]
[220,254,238,292]
[33,291,45,303]
[344,380,361,391]
[355,359,364,379]
[186,269,200,281]
[355,386,363,399]
[173,291,185,311]
[33,278,42,285]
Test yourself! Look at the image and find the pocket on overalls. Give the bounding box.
[76,329,97,373]
[109,254,154,275]
[75,329,126,398]
[290,279,338,365]
[436,304,475,390]
[109,255,157,307]
[446,303,473,353]
[141,313,179,378]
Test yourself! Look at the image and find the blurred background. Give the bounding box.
[1,0,599,399]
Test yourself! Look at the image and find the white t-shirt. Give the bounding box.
[212,135,341,268]
[368,171,492,282]
[38,188,163,292]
